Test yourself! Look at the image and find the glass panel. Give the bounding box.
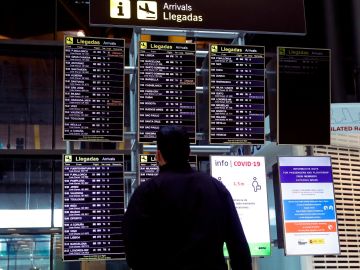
[0,235,50,270]
[53,234,81,270]
[54,160,63,227]
[0,159,52,228]
[0,50,55,150]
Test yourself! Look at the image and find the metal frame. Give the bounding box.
[125,29,247,188]
[59,28,250,218]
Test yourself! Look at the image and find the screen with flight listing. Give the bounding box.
[138,41,196,143]
[63,36,125,142]
[209,45,265,145]
[62,154,125,261]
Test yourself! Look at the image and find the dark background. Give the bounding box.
[0,0,358,102]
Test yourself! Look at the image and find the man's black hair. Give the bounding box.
[156,126,190,165]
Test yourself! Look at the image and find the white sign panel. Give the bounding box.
[210,156,271,256]
[331,103,360,149]
[278,156,340,255]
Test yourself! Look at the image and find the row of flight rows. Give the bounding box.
[63,37,331,146]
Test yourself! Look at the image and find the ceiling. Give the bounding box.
[0,0,358,103]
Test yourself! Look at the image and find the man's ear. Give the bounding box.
[156,150,166,166]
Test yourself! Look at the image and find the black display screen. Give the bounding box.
[277,47,331,145]
[209,45,265,144]
[62,154,125,261]
[139,154,197,183]
[138,41,196,143]
[63,36,125,142]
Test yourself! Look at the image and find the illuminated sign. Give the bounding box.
[209,45,265,144]
[63,36,125,142]
[62,154,125,261]
[90,0,306,34]
[139,154,197,183]
[138,41,196,143]
[278,156,340,256]
[210,156,271,256]
[277,47,331,145]
[330,103,360,149]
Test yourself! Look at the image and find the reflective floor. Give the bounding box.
[0,234,130,270]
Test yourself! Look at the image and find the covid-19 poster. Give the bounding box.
[278,156,340,255]
[210,156,271,256]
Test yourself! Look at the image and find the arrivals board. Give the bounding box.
[139,154,198,183]
[277,47,331,145]
[90,0,306,35]
[62,154,125,261]
[63,36,125,142]
[138,41,196,143]
[210,156,271,256]
[278,156,339,256]
[209,45,265,144]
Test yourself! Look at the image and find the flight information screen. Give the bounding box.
[139,154,198,183]
[277,47,331,145]
[63,36,125,141]
[209,45,265,144]
[62,154,125,261]
[138,41,196,143]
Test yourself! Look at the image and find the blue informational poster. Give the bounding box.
[278,156,340,255]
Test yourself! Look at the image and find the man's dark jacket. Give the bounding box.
[123,163,252,270]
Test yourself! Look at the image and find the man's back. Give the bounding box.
[123,164,252,270]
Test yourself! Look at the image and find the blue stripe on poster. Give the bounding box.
[283,199,336,220]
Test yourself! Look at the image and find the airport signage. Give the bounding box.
[209,45,265,144]
[277,47,331,145]
[278,156,340,256]
[138,41,196,143]
[62,154,125,261]
[90,0,306,34]
[63,36,125,142]
[330,103,360,149]
[210,156,271,256]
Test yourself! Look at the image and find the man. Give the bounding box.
[123,126,252,270]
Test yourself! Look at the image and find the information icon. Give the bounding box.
[110,0,131,19]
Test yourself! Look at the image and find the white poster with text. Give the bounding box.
[278,156,340,256]
[210,156,271,256]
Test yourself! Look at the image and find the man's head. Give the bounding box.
[156,126,190,166]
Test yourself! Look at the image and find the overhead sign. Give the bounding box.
[90,0,306,34]
[210,156,271,256]
[139,154,197,183]
[62,154,125,261]
[209,44,265,144]
[138,41,196,143]
[277,156,340,256]
[63,36,125,142]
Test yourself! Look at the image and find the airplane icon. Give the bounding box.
[139,3,155,14]
[65,37,73,45]
[137,1,157,20]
